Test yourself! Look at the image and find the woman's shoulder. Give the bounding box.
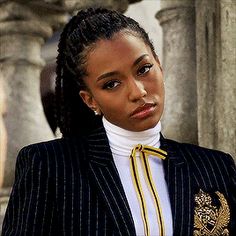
[20,136,80,152]
[162,137,235,165]
[17,126,107,162]
[16,135,88,165]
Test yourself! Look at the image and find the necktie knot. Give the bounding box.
[131,144,167,160]
[136,144,144,152]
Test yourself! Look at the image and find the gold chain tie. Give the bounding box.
[130,144,167,236]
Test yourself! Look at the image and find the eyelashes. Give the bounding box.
[102,63,154,90]
[137,64,153,76]
[102,80,121,90]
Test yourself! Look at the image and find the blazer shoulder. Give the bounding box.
[163,137,234,165]
[163,138,236,191]
[181,141,233,162]
[16,136,87,167]
[22,135,86,153]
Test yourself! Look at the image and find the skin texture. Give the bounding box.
[79,32,165,132]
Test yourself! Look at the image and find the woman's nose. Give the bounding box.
[128,79,147,102]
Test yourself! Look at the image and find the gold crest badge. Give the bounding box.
[193,189,230,236]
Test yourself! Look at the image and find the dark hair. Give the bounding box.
[56,7,156,136]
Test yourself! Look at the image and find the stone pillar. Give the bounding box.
[0,1,69,188]
[196,0,236,158]
[156,0,197,144]
[0,76,7,189]
[0,72,8,231]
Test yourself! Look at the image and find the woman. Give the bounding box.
[2,7,236,236]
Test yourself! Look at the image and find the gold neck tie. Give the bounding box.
[130,144,167,236]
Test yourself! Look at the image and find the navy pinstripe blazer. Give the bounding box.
[2,126,236,235]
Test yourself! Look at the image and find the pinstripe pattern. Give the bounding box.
[2,128,236,235]
[161,137,236,236]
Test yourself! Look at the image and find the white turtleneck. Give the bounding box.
[102,117,173,236]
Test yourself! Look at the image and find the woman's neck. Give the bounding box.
[102,117,161,156]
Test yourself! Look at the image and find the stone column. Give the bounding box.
[196,0,236,158]
[156,0,197,144]
[0,1,68,188]
[0,76,7,189]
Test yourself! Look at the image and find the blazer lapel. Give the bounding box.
[86,127,136,235]
[161,137,195,236]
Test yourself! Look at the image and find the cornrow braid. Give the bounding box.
[56,7,156,136]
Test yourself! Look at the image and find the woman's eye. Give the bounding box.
[137,64,153,76]
[103,80,121,90]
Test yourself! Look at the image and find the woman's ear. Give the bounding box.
[79,90,99,112]
[79,90,95,109]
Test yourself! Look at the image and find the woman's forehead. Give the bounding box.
[87,32,151,63]
[85,33,151,73]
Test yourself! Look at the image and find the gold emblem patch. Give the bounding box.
[193,189,230,236]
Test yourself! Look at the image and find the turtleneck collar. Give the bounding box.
[102,117,161,156]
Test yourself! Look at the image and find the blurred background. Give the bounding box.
[0,0,235,230]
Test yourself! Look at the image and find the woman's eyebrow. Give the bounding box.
[96,54,149,82]
[133,54,149,67]
[96,71,119,82]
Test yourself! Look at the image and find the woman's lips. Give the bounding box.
[130,103,156,119]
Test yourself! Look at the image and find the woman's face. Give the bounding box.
[79,32,165,132]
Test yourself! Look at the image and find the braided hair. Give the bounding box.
[56,7,156,136]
